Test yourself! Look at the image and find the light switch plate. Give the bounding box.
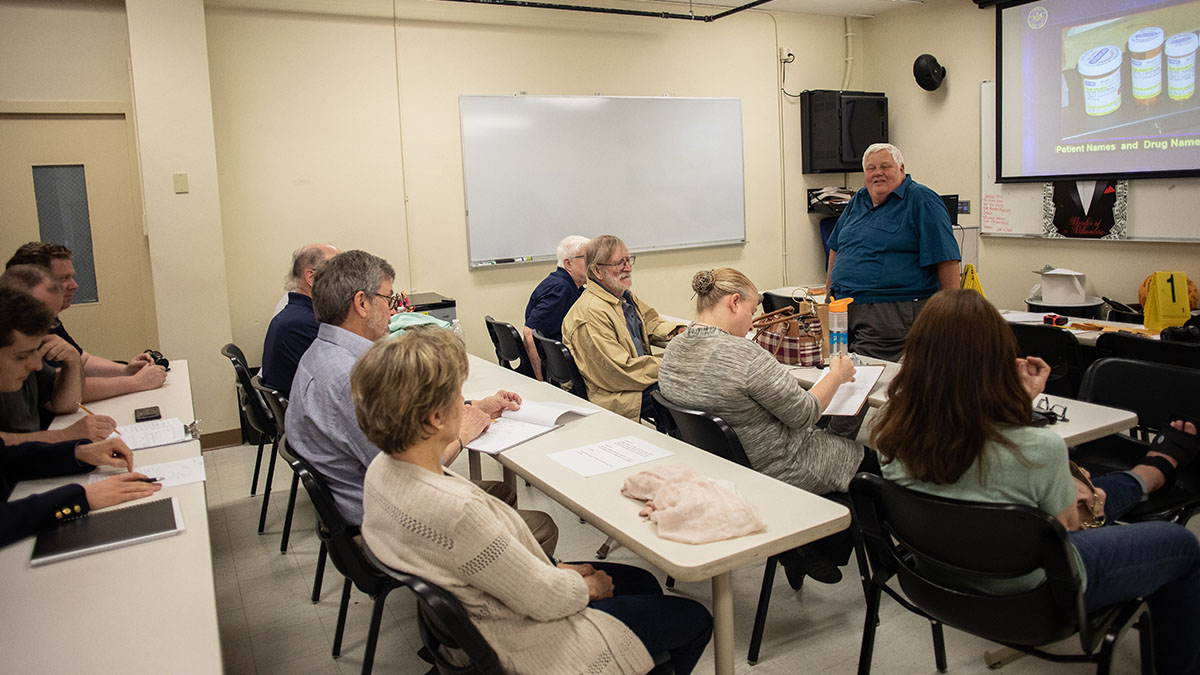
[173,173,189,194]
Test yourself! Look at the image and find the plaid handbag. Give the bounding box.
[752,306,824,367]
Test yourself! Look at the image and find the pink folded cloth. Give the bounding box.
[621,463,766,544]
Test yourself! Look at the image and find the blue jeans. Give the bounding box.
[1070,472,1200,674]
[582,562,713,675]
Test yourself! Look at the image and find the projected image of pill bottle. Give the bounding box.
[1078,45,1123,116]
[1128,27,1165,105]
[1166,32,1198,101]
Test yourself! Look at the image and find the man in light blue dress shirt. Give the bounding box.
[285,250,558,553]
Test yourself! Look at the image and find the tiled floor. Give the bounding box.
[206,441,1194,674]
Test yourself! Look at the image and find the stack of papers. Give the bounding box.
[466,401,597,455]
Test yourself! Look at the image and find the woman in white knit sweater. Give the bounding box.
[354,326,712,675]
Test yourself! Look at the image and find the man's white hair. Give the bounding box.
[556,235,590,267]
[862,143,905,171]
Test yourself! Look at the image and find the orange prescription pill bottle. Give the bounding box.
[1078,45,1123,116]
[1166,32,1199,101]
[1129,27,1165,105]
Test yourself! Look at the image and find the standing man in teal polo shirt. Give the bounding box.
[825,143,960,362]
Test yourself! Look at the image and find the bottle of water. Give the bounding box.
[450,318,464,342]
[828,297,853,357]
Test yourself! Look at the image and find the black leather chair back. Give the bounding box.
[286,439,390,597]
[1008,323,1083,398]
[220,343,276,438]
[532,330,588,399]
[1080,357,1200,436]
[851,473,1113,652]
[484,315,536,378]
[251,375,289,435]
[650,391,752,468]
[359,542,503,674]
[761,292,802,315]
[1095,331,1200,370]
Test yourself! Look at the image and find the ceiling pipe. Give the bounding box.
[436,0,774,22]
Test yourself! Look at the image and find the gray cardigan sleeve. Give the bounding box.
[742,348,824,430]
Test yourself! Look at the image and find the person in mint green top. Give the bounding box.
[872,289,1200,675]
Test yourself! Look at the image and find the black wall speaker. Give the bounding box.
[913,54,946,91]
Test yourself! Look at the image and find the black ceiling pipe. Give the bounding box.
[436,0,774,22]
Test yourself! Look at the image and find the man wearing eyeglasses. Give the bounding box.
[562,235,683,423]
[522,235,589,381]
[260,243,341,396]
[286,250,559,553]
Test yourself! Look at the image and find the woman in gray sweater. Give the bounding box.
[660,268,872,585]
[355,326,712,674]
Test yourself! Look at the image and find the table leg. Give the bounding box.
[711,571,734,675]
[469,451,481,481]
[503,466,517,493]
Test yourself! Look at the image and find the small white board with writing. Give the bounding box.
[548,436,673,477]
[112,418,192,450]
[813,365,885,416]
[90,456,207,488]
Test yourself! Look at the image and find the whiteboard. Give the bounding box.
[460,95,746,268]
[980,81,1200,242]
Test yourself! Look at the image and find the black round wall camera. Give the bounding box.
[913,54,946,91]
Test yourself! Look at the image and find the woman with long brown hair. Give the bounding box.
[874,289,1200,673]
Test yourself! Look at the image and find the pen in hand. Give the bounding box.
[79,403,121,436]
[134,477,163,484]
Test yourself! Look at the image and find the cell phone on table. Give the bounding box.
[134,406,161,422]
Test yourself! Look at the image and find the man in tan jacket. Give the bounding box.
[562,235,683,421]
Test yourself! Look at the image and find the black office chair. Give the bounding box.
[361,543,675,675]
[531,330,588,399]
[276,439,333,603]
[647,391,777,665]
[1071,358,1200,525]
[250,376,303,555]
[483,315,536,378]
[219,343,278,509]
[360,543,503,675]
[1095,331,1200,369]
[1009,323,1085,398]
[849,472,1153,675]
[287,437,408,675]
[761,291,802,315]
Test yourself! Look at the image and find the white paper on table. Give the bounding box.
[503,400,597,427]
[111,418,191,450]
[467,418,561,455]
[813,365,884,416]
[547,435,673,477]
[89,456,206,488]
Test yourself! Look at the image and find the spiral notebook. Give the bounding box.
[30,497,184,567]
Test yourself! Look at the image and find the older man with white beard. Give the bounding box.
[562,235,683,423]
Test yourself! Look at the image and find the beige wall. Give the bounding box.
[860,0,1200,309]
[0,0,130,103]
[7,0,1199,432]
[207,1,856,368]
[126,0,238,431]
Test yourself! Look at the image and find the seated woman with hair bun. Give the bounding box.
[355,326,712,675]
[660,268,875,587]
